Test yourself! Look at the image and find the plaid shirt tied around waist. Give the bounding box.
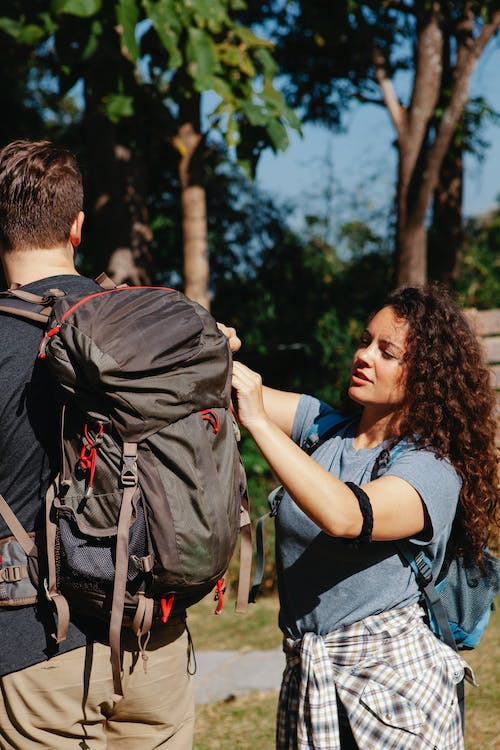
[278,604,473,750]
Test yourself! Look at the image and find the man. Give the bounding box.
[0,140,194,749]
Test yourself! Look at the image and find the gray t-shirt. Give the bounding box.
[275,395,462,639]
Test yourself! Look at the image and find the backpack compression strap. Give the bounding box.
[109,442,139,702]
[0,495,36,559]
[235,460,252,613]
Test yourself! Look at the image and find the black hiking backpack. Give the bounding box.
[0,275,251,700]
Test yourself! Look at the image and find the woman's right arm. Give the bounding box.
[261,386,301,437]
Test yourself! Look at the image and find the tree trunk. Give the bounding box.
[427,130,464,287]
[175,95,210,311]
[396,194,428,286]
[81,61,153,285]
[376,4,500,289]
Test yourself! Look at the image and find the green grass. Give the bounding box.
[193,597,500,750]
[187,593,281,651]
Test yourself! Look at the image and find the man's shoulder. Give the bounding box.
[21,274,101,296]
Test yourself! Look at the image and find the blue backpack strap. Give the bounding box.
[396,541,465,730]
[372,450,465,731]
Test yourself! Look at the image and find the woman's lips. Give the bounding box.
[351,369,371,384]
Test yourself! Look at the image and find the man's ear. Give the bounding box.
[70,211,85,248]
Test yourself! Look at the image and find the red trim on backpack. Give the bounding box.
[38,287,177,359]
[58,286,176,325]
[160,595,175,623]
[200,409,220,434]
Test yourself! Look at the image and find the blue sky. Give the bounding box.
[255,41,500,228]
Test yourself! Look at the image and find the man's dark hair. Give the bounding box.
[0,140,83,252]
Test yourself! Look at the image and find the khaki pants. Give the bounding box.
[0,618,194,750]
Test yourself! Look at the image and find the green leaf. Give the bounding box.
[187,27,218,88]
[80,19,102,61]
[51,0,102,17]
[211,76,233,100]
[37,12,59,35]
[105,93,134,123]
[116,0,140,63]
[234,24,273,50]
[190,0,228,33]
[241,101,269,127]
[225,112,240,147]
[253,47,278,78]
[0,17,46,44]
[266,118,289,152]
[144,0,182,67]
[260,81,285,108]
[218,43,255,78]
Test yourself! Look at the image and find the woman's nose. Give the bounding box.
[357,343,375,365]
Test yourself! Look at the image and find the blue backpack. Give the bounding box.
[369,443,499,654]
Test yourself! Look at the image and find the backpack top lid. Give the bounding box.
[44,286,232,441]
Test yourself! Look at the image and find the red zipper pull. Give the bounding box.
[214,578,226,614]
[38,325,61,359]
[160,595,175,623]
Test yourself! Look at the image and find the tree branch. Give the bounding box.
[373,45,406,136]
[407,3,443,139]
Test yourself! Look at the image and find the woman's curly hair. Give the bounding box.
[384,284,499,568]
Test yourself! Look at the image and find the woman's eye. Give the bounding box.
[382,349,396,359]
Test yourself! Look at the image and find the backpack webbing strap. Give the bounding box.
[94,272,118,290]
[44,480,70,643]
[0,286,66,324]
[132,592,154,637]
[0,303,51,324]
[396,542,465,730]
[236,488,252,613]
[0,494,37,557]
[110,442,139,702]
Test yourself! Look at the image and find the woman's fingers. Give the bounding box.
[217,322,241,353]
[231,362,266,429]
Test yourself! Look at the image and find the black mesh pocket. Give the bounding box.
[57,500,149,592]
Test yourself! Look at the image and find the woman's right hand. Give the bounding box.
[231,361,269,433]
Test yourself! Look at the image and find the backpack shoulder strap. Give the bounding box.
[0,287,66,324]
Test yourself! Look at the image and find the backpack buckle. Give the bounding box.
[121,456,138,487]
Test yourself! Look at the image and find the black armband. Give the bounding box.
[345,481,373,544]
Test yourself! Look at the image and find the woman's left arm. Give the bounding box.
[232,361,426,541]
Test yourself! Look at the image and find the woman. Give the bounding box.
[228,285,498,750]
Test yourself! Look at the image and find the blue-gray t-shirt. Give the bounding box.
[275,395,462,639]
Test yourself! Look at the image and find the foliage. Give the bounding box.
[0,0,300,168]
[243,1,500,285]
[457,203,500,309]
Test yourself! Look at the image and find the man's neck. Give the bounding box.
[2,245,80,287]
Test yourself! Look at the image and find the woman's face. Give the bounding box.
[348,305,408,413]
